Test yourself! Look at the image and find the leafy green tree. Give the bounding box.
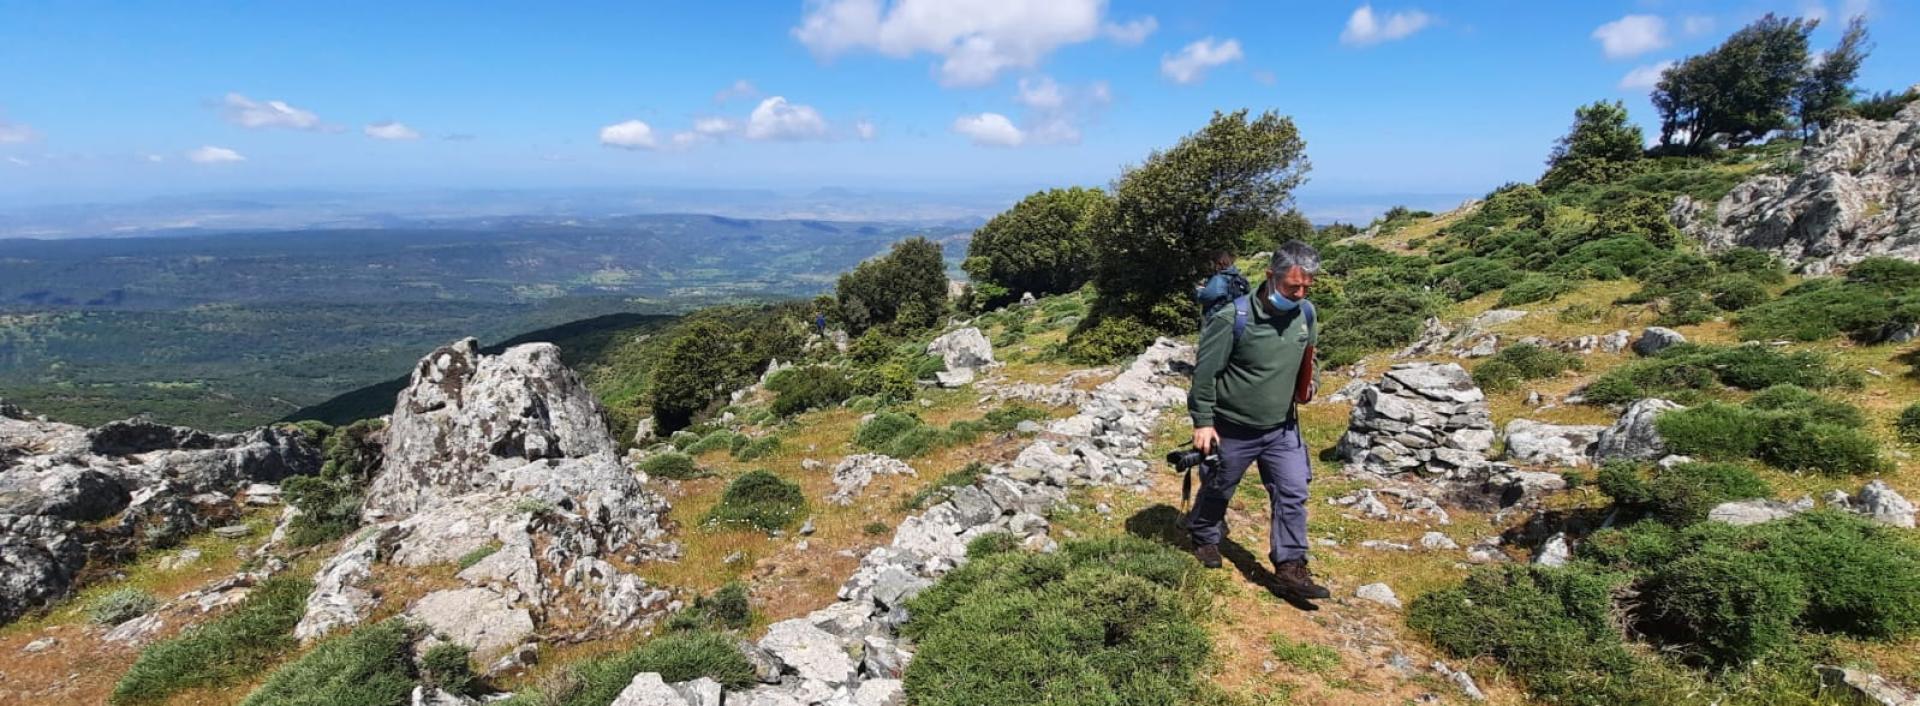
[1654,14,1816,151]
[962,187,1106,309]
[1795,16,1871,136]
[836,237,948,335]
[1249,209,1317,252]
[1072,109,1310,359]
[648,320,742,430]
[1539,101,1645,192]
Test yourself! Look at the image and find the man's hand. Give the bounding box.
[1193,426,1220,454]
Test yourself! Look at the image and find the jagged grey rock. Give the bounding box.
[1502,419,1607,467]
[611,672,692,706]
[1433,661,1489,702]
[1591,399,1685,463]
[366,338,616,515]
[760,619,858,686]
[1632,327,1687,357]
[1355,582,1402,609]
[406,587,535,662]
[1534,533,1571,566]
[1709,496,1815,526]
[851,679,906,706]
[1679,102,1920,274]
[926,327,995,376]
[1847,481,1916,528]
[1420,532,1460,550]
[1815,665,1920,706]
[828,454,917,506]
[411,687,478,706]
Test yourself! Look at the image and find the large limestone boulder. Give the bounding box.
[828,454,917,506]
[1679,101,1920,274]
[366,338,615,515]
[1502,419,1606,468]
[1335,363,1495,478]
[1591,399,1685,463]
[1631,327,1686,357]
[926,328,994,387]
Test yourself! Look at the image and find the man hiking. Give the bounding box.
[1193,249,1250,327]
[1186,240,1328,600]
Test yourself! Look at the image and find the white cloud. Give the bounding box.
[855,119,877,140]
[1340,5,1432,47]
[0,117,35,143]
[599,120,659,150]
[713,79,759,103]
[6,156,28,167]
[1102,16,1157,45]
[1160,37,1243,84]
[222,93,323,130]
[142,153,165,163]
[793,0,1106,86]
[745,96,829,140]
[1592,15,1668,59]
[693,117,739,136]
[1681,15,1715,36]
[1015,76,1066,110]
[952,112,1024,147]
[364,121,421,140]
[1618,60,1675,90]
[186,145,245,163]
[1800,1,1830,23]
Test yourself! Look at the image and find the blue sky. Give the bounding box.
[0,0,1913,221]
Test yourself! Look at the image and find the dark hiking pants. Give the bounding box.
[1185,418,1311,564]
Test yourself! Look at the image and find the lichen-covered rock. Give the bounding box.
[0,514,86,623]
[760,619,858,686]
[1631,327,1686,357]
[405,587,535,662]
[828,454,917,506]
[1591,399,1685,463]
[1680,101,1920,274]
[1842,480,1916,529]
[1708,496,1814,526]
[366,338,615,515]
[926,327,995,376]
[1502,419,1606,467]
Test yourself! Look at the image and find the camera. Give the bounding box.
[1166,448,1214,472]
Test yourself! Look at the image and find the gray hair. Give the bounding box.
[1270,240,1322,275]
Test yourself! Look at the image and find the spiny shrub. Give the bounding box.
[1712,248,1786,284]
[88,588,159,626]
[1582,344,1859,405]
[1641,545,1806,666]
[1656,401,1884,474]
[1472,343,1582,393]
[1751,511,1920,637]
[638,452,704,480]
[1895,402,1920,444]
[1738,257,1920,342]
[1315,279,1442,368]
[766,365,854,417]
[418,643,478,696]
[667,582,752,632]
[1744,384,1866,427]
[237,620,416,706]
[1408,564,1664,705]
[1550,236,1666,280]
[1497,274,1575,307]
[1624,253,1714,303]
[1654,290,1718,327]
[964,531,1022,558]
[282,417,385,547]
[1433,257,1522,301]
[683,429,742,456]
[1596,461,1773,525]
[112,577,313,704]
[901,536,1210,706]
[732,435,782,461]
[500,630,755,706]
[1705,274,1767,311]
[704,470,806,532]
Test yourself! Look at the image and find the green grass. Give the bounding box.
[112,577,315,703]
[237,618,416,706]
[86,588,159,626]
[1268,635,1341,674]
[498,630,755,706]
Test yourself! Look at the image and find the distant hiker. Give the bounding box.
[1193,250,1251,327]
[814,312,827,335]
[1186,239,1328,600]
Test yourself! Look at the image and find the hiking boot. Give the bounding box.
[1275,559,1331,600]
[1193,544,1223,569]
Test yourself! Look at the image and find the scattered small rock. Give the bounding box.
[1355,583,1402,609]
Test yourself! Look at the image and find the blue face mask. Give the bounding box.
[1267,290,1302,312]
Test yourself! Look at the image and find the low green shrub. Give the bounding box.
[112,577,314,704]
[1705,274,1767,311]
[1655,402,1767,459]
[1654,290,1718,327]
[456,544,500,570]
[1896,402,1920,445]
[1712,248,1786,284]
[238,620,416,706]
[500,630,756,706]
[668,582,752,632]
[638,452,705,480]
[964,531,1022,558]
[1744,384,1866,427]
[731,435,782,462]
[1738,257,1920,342]
[766,365,855,416]
[1582,344,1859,405]
[1754,511,1920,638]
[419,643,478,696]
[1497,274,1575,307]
[88,588,159,626]
[704,470,806,532]
[1315,279,1443,368]
[900,536,1210,706]
[1656,401,1884,474]
[1642,545,1806,666]
[1596,461,1774,525]
[863,521,891,536]
[1433,257,1523,301]
[1471,343,1581,392]
[683,430,742,456]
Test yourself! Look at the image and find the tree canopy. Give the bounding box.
[836,236,948,335]
[1539,101,1644,192]
[961,187,1106,309]
[1653,14,1815,151]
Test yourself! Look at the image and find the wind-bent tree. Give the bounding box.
[1654,14,1815,152]
[1795,16,1872,136]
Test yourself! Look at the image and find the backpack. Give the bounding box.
[1197,271,1252,323]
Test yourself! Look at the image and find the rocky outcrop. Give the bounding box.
[718,339,1195,705]
[925,328,995,388]
[366,338,616,516]
[828,455,917,506]
[1678,102,1920,274]
[1502,419,1606,467]
[1631,327,1686,357]
[0,405,322,623]
[1708,496,1814,526]
[1591,399,1685,463]
[297,341,674,659]
[1334,363,1496,478]
[1830,480,1917,529]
